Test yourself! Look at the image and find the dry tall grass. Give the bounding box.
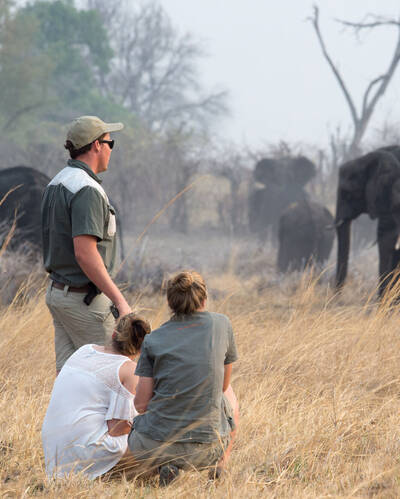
[2,271,400,498]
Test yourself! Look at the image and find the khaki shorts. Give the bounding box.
[128,431,230,471]
[46,282,115,370]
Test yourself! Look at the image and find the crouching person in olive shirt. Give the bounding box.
[127,270,239,485]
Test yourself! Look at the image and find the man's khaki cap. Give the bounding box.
[67,115,124,149]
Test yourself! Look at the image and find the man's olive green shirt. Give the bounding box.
[41,159,117,286]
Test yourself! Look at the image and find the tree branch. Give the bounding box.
[361,75,385,117]
[2,102,44,131]
[337,18,400,31]
[309,5,359,127]
[95,0,228,134]
[364,26,400,118]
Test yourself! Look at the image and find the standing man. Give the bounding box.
[42,116,131,372]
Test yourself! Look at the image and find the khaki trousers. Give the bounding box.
[104,433,230,481]
[46,282,115,370]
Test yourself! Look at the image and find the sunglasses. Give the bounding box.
[99,139,114,150]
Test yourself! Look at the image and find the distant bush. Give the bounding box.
[0,245,45,306]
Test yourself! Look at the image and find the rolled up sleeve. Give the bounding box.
[225,320,238,365]
[135,340,154,377]
[71,187,106,240]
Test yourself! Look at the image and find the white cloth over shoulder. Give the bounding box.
[42,344,137,479]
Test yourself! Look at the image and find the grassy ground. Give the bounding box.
[2,250,400,497]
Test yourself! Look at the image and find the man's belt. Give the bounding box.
[51,281,90,293]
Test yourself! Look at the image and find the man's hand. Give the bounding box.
[116,301,132,318]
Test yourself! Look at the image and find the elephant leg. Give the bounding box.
[277,249,288,273]
[278,227,311,272]
[277,236,289,272]
[277,221,303,272]
[391,249,400,296]
[377,226,397,298]
[292,238,311,271]
[316,224,334,265]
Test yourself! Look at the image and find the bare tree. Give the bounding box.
[85,0,124,21]
[83,0,228,135]
[310,6,400,160]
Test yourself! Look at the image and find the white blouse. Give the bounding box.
[42,344,137,479]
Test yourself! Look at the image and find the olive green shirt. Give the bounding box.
[41,159,117,286]
[134,311,238,443]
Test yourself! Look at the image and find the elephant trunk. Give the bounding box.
[335,219,352,291]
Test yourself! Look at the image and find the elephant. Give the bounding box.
[277,200,334,273]
[249,156,316,240]
[335,145,400,297]
[0,166,50,250]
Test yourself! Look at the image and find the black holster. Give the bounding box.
[83,282,101,305]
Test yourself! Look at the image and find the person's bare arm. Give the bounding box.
[73,235,131,317]
[107,419,131,436]
[106,361,138,437]
[223,363,233,392]
[119,360,139,395]
[134,377,154,414]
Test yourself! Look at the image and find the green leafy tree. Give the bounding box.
[24,1,112,104]
[0,0,13,29]
[0,0,128,137]
[0,7,52,132]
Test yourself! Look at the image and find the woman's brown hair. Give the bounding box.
[112,313,151,356]
[167,270,207,317]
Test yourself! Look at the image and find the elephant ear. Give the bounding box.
[290,156,316,187]
[391,178,400,229]
[254,158,282,185]
[391,178,400,211]
[365,150,400,219]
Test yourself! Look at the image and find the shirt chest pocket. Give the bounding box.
[107,206,117,237]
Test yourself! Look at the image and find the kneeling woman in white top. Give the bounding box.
[42,313,150,479]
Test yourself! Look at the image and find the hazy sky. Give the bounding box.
[159,0,400,150]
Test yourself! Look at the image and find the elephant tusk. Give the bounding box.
[396,235,400,251]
